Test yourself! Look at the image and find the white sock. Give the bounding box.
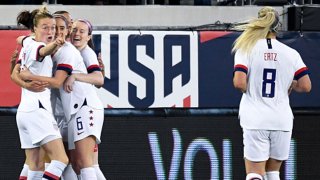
[61,164,78,180]
[28,170,43,180]
[266,171,280,180]
[93,164,106,180]
[80,167,97,180]
[42,160,67,180]
[246,173,263,180]
[19,164,29,180]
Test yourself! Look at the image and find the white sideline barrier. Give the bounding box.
[0,5,286,30]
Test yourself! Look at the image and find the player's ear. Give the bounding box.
[87,34,92,42]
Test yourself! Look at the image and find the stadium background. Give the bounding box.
[0,4,320,179]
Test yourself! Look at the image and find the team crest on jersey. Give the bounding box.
[93,31,199,108]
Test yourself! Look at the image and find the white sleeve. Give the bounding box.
[234,50,248,73]
[22,36,33,47]
[55,46,75,75]
[81,46,100,73]
[293,51,309,80]
[23,41,45,68]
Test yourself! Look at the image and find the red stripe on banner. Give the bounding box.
[0,30,30,107]
[183,95,191,107]
[200,31,233,43]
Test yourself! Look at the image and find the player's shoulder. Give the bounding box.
[274,39,299,55]
[81,45,97,59]
[81,45,96,56]
[63,42,78,51]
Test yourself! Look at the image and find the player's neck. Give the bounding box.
[266,32,276,39]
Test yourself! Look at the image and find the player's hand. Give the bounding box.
[19,66,33,81]
[98,52,104,71]
[10,49,19,73]
[55,33,65,47]
[10,49,19,64]
[63,75,76,93]
[25,81,49,92]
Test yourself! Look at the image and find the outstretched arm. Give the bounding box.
[39,33,65,57]
[17,33,65,58]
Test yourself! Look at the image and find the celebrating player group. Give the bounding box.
[11,4,106,180]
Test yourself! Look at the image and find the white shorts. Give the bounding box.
[243,129,292,161]
[16,108,62,149]
[68,105,104,150]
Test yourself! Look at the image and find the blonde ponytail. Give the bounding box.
[232,6,279,54]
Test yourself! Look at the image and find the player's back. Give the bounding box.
[238,38,303,131]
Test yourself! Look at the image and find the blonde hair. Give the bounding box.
[232,6,279,54]
[33,4,53,28]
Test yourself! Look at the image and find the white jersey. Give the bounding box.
[80,45,101,74]
[17,37,53,112]
[52,42,103,121]
[234,38,309,131]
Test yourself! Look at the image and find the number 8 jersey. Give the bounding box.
[234,38,309,131]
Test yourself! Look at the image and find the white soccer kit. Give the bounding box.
[52,42,104,149]
[234,38,310,131]
[16,37,61,149]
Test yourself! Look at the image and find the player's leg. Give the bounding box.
[75,136,97,179]
[244,159,266,180]
[41,138,69,179]
[25,148,45,179]
[265,158,282,180]
[243,129,270,179]
[19,151,29,180]
[265,130,292,180]
[57,119,78,180]
[17,111,45,179]
[71,106,104,179]
[34,109,69,179]
[93,145,106,180]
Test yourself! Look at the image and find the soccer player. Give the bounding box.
[51,13,106,180]
[232,6,311,180]
[11,6,68,180]
[65,18,106,180]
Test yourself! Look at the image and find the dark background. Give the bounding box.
[1,113,319,179]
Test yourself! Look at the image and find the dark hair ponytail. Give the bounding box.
[16,9,39,32]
